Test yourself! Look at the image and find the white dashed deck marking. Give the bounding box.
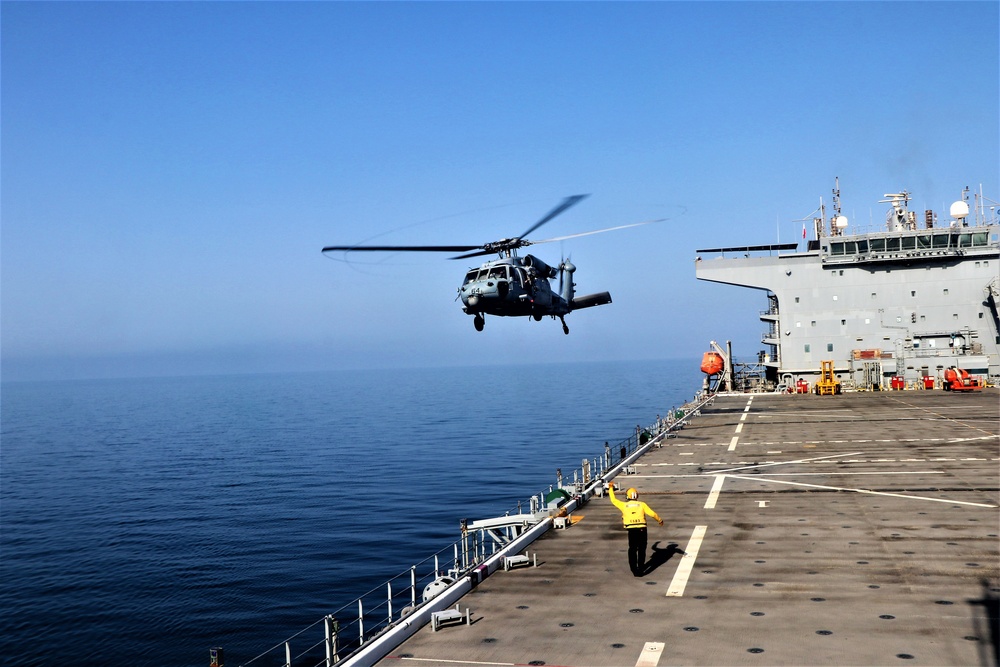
[634,642,665,667]
[704,474,726,509]
[666,525,707,597]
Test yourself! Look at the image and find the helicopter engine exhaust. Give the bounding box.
[522,254,557,278]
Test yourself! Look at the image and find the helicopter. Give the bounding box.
[322,195,654,334]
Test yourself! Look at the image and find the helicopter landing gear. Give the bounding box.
[559,315,569,335]
[473,314,485,332]
[532,313,543,322]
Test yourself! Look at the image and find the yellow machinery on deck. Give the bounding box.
[814,360,841,395]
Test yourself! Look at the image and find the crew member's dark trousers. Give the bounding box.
[627,526,648,576]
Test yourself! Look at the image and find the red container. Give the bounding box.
[922,376,935,390]
[891,376,904,390]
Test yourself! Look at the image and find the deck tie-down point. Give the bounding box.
[431,604,471,632]
[503,553,537,571]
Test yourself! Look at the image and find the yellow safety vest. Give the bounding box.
[609,487,661,528]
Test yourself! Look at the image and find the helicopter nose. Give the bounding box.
[466,294,479,307]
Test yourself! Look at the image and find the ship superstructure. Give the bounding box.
[696,182,1000,389]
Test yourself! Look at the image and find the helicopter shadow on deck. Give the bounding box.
[641,542,684,576]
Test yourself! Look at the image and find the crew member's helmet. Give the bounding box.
[626,488,638,500]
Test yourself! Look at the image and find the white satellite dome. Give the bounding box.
[834,215,849,230]
[949,200,970,220]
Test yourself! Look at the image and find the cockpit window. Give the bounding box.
[488,265,508,280]
[463,271,478,285]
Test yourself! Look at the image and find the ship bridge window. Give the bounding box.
[972,232,988,246]
[856,240,868,253]
[870,238,886,252]
[886,238,900,252]
[901,237,916,250]
[831,242,845,256]
[917,234,932,249]
[932,233,951,249]
[958,233,973,248]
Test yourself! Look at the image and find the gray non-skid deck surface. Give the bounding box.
[380,391,1000,667]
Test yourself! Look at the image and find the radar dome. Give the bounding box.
[834,215,848,229]
[949,200,970,220]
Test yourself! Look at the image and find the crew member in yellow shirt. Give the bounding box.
[608,481,663,576]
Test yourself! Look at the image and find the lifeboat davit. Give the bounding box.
[700,351,724,375]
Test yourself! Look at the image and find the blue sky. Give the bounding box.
[2,2,998,381]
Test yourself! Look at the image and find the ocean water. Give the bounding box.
[0,360,700,666]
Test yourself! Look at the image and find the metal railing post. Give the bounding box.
[325,615,339,666]
[284,641,291,667]
[410,566,417,607]
[358,599,364,646]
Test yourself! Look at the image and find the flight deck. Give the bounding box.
[378,390,999,667]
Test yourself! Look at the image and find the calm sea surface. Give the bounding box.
[1,360,700,666]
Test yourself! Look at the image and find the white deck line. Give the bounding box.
[725,474,998,508]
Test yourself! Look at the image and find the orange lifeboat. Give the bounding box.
[700,351,724,375]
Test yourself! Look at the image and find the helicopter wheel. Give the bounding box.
[473,314,485,332]
[532,313,543,322]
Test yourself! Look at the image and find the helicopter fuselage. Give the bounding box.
[458,254,611,333]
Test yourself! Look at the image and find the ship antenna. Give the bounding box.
[813,206,824,239]
[832,177,842,220]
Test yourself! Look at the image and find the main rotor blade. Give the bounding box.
[450,249,496,260]
[531,218,665,245]
[516,194,589,241]
[322,244,481,254]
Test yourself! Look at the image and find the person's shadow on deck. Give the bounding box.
[643,542,684,576]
